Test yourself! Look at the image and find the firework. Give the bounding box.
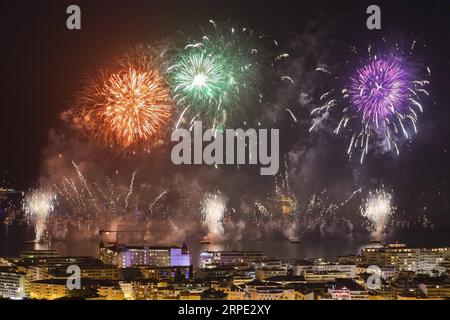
[311,41,430,162]
[273,158,298,216]
[23,190,56,243]
[273,168,299,216]
[73,50,173,149]
[360,186,395,241]
[149,190,168,213]
[168,20,287,128]
[169,51,225,105]
[124,170,137,209]
[201,191,228,241]
[54,167,140,218]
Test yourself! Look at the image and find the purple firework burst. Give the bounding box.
[311,42,430,163]
[349,58,410,124]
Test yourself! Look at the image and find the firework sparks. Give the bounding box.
[311,41,430,162]
[23,190,56,243]
[149,190,168,213]
[73,50,173,149]
[349,59,410,123]
[168,20,287,127]
[255,201,270,217]
[201,191,228,242]
[72,161,93,198]
[124,170,137,209]
[273,164,298,216]
[169,51,225,104]
[360,186,395,241]
[285,108,298,123]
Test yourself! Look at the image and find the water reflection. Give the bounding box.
[1,224,449,267]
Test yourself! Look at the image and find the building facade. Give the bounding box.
[0,267,27,299]
[361,245,450,275]
[99,243,191,268]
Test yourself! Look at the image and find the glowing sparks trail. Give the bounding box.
[338,188,362,208]
[72,161,93,198]
[23,190,56,243]
[255,202,269,217]
[73,50,173,149]
[124,170,137,209]
[285,108,298,123]
[310,41,430,162]
[149,190,168,213]
[273,158,298,216]
[201,191,228,242]
[360,186,395,241]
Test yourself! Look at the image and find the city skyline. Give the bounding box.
[2,242,450,300]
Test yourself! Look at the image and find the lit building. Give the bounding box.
[0,267,27,299]
[99,242,191,268]
[97,284,125,300]
[361,244,450,275]
[304,271,349,282]
[199,251,266,268]
[324,279,369,300]
[224,285,246,300]
[196,266,236,280]
[255,268,288,281]
[263,275,306,286]
[138,265,192,281]
[179,290,202,300]
[29,279,69,300]
[118,280,161,300]
[293,260,357,278]
[29,279,126,300]
[244,281,296,300]
[14,254,119,282]
[232,275,255,286]
[46,264,120,281]
[337,255,364,265]
[20,250,59,259]
[119,281,135,300]
[418,277,450,299]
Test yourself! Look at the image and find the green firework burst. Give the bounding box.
[168,21,280,128]
[170,51,225,105]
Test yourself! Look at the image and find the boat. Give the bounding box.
[289,237,302,244]
[200,239,212,244]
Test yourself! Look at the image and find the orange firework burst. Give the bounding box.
[75,65,172,148]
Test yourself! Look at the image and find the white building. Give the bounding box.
[0,267,27,299]
[99,243,191,268]
[361,245,450,275]
[294,260,357,278]
[200,251,266,268]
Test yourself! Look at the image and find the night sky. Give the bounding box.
[1,0,450,235]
